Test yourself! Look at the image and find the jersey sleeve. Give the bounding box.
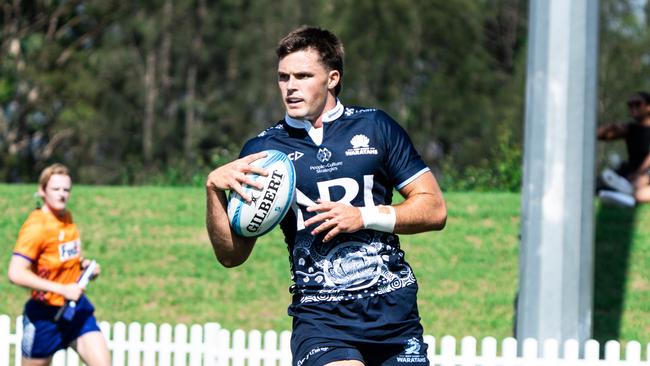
[239,137,267,158]
[13,213,45,262]
[239,123,284,157]
[377,111,430,190]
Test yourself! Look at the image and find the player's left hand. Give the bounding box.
[81,258,101,280]
[305,200,364,242]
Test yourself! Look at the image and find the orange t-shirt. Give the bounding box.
[12,209,82,307]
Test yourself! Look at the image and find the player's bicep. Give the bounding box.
[399,171,442,200]
[397,172,447,230]
[8,254,33,284]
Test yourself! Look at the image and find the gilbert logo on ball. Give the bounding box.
[227,150,296,237]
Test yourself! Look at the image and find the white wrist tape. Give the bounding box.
[359,205,396,233]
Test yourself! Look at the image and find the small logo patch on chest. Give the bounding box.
[317,148,332,162]
[58,239,81,262]
[345,134,378,156]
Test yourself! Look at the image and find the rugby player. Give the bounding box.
[206,26,447,366]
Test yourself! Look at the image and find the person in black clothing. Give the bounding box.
[598,91,650,205]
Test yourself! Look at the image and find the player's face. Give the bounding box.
[278,48,340,125]
[627,98,647,120]
[40,174,72,214]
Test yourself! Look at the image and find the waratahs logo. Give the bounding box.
[351,134,370,148]
[396,337,427,363]
[346,134,378,156]
[404,337,421,355]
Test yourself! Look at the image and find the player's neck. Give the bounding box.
[285,98,343,129]
[640,115,650,126]
[309,99,338,128]
[41,205,66,219]
[636,115,650,127]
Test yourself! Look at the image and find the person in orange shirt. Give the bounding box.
[7,163,110,366]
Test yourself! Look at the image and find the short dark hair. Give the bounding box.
[634,91,650,104]
[276,26,344,96]
[627,91,650,109]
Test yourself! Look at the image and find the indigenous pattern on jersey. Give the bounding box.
[240,101,430,304]
[13,210,82,307]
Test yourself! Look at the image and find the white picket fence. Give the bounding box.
[1,314,650,366]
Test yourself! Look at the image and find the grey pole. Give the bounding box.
[516,0,599,350]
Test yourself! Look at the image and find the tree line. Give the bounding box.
[0,0,646,190]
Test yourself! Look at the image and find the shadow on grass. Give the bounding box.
[592,203,636,343]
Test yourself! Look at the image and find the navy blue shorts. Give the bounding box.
[21,296,100,359]
[289,285,429,366]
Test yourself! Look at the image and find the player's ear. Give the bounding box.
[33,191,43,209]
[327,70,340,90]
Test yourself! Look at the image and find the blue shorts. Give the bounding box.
[292,337,429,366]
[289,285,429,366]
[21,296,100,359]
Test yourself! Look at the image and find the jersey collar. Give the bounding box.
[284,100,343,146]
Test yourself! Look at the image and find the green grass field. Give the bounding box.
[1,184,649,344]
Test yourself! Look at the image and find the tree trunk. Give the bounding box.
[159,0,172,93]
[184,64,197,159]
[143,51,157,163]
[183,0,206,160]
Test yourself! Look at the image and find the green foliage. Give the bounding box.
[0,0,530,186]
[440,125,523,191]
[0,0,646,190]
[22,33,45,55]
[0,78,14,103]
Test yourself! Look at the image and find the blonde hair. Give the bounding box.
[39,163,70,191]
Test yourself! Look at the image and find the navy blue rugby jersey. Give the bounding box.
[239,101,430,304]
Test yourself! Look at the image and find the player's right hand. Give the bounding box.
[60,282,84,301]
[305,200,365,242]
[205,152,269,202]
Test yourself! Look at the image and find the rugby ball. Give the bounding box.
[227,150,296,237]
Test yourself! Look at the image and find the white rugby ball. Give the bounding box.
[227,150,296,237]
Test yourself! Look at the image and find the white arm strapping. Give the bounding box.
[358,205,396,233]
